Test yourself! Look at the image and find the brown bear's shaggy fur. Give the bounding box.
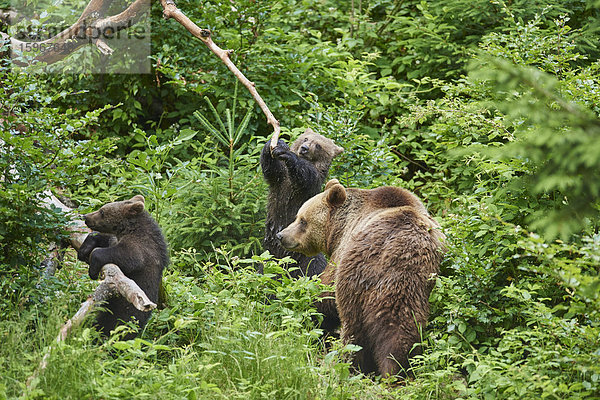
[77,195,168,339]
[277,180,445,376]
[260,128,343,280]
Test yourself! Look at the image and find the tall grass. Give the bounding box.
[0,254,391,400]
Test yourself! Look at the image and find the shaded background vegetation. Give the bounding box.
[1,0,600,398]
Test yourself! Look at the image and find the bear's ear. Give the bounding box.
[325,179,340,191]
[332,144,344,157]
[303,127,315,135]
[326,183,346,208]
[126,201,145,215]
[130,194,145,204]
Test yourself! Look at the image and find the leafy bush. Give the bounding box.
[0,56,114,316]
[299,94,398,188]
[385,8,600,398]
[402,208,600,398]
[2,0,600,398]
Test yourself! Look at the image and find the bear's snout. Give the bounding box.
[83,212,99,229]
[276,230,298,250]
[83,213,91,227]
[299,144,309,155]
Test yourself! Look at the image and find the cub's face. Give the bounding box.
[84,195,145,234]
[277,180,347,256]
[290,129,344,163]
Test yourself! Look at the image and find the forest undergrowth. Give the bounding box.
[1,0,600,398]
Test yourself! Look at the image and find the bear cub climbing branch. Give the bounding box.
[77,195,168,339]
[260,128,343,279]
[278,179,445,377]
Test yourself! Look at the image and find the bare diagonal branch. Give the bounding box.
[159,0,281,148]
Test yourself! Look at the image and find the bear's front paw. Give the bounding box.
[272,142,292,160]
[78,233,100,263]
[88,250,103,280]
[263,138,287,151]
[275,139,289,150]
[88,266,100,280]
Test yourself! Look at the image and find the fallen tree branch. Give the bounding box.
[38,190,90,276]
[159,0,281,149]
[58,263,157,342]
[41,190,90,250]
[1,0,149,65]
[26,263,156,389]
[40,245,65,277]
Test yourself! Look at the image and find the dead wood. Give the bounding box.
[26,263,156,389]
[41,190,91,250]
[29,192,155,384]
[159,0,281,148]
[0,0,149,65]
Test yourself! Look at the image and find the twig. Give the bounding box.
[159,0,281,149]
[391,148,433,173]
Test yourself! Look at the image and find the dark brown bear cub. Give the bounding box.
[278,180,445,377]
[260,128,343,279]
[77,195,168,339]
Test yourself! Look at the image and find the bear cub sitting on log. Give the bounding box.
[77,195,168,339]
[260,128,343,279]
[277,180,445,377]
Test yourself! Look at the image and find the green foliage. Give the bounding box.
[300,94,398,187]
[471,57,600,239]
[395,10,600,237]
[0,56,114,316]
[126,126,197,223]
[162,96,265,257]
[400,206,600,399]
[2,254,389,399]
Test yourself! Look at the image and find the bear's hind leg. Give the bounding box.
[373,332,416,377]
[377,354,403,378]
[343,329,378,375]
[352,343,378,375]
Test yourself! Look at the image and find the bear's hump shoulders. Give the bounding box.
[364,186,424,209]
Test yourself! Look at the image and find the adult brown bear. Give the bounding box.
[277,179,445,377]
[77,195,168,339]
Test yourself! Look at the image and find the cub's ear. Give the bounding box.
[326,183,346,208]
[325,179,340,191]
[130,194,145,204]
[332,144,344,157]
[126,201,145,215]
